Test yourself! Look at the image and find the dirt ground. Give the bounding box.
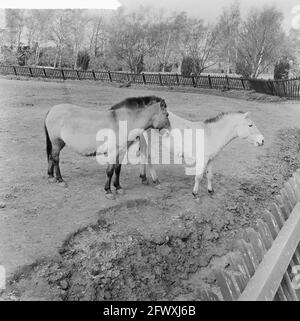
[0,77,299,300]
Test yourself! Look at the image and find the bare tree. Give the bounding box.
[48,10,70,68]
[237,6,285,77]
[151,11,185,72]
[109,7,161,72]
[5,9,25,48]
[180,18,219,74]
[67,10,89,69]
[215,2,241,73]
[87,13,110,66]
[24,10,53,65]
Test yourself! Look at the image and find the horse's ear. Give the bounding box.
[243,112,250,118]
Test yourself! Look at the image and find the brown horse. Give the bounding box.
[44,96,170,199]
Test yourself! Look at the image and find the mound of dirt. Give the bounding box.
[1,128,300,301]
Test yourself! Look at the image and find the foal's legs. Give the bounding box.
[148,163,161,188]
[139,153,161,188]
[206,162,214,194]
[139,153,149,185]
[139,136,161,188]
[192,172,203,199]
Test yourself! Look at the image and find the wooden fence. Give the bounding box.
[200,169,300,301]
[0,65,250,90]
[1,65,299,99]
[248,78,300,100]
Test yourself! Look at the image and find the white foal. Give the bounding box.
[139,111,264,199]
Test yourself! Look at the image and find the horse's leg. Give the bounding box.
[51,139,65,184]
[144,139,161,188]
[149,164,161,189]
[139,154,161,188]
[139,152,149,185]
[104,164,115,199]
[192,172,203,199]
[139,135,149,185]
[45,124,54,181]
[113,155,124,194]
[206,161,214,194]
[139,165,149,185]
[47,155,54,180]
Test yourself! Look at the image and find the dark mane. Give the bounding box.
[204,111,244,124]
[110,96,166,110]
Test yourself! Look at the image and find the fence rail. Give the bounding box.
[200,169,300,301]
[248,78,300,100]
[0,65,250,90]
[0,65,299,99]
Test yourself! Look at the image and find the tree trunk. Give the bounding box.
[35,46,40,65]
[74,49,78,70]
[59,53,62,68]
[54,52,58,68]
[227,48,231,74]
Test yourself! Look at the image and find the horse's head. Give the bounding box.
[236,112,264,147]
[151,99,171,131]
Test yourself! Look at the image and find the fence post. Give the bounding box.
[270,80,277,97]
[176,73,180,86]
[108,71,112,82]
[241,77,245,89]
[225,74,229,88]
[61,69,65,80]
[192,75,196,87]
[92,70,96,81]
[208,74,212,88]
[282,80,287,98]
[13,66,17,76]
[142,73,146,85]
[158,73,163,86]
[29,67,33,77]
[76,70,80,80]
[43,67,47,78]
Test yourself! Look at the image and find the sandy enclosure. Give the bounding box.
[0,78,299,300]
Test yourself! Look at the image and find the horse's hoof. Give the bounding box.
[208,189,214,195]
[154,183,162,190]
[47,176,56,184]
[141,178,149,185]
[58,181,68,188]
[105,192,116,200]
[192,193,200,201]
[116,188,124,195]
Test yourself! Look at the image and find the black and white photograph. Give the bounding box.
[0,0,300,305]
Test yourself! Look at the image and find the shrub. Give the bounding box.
[76,50,90,70]
[236,60,252,78]
[274,59,289,80]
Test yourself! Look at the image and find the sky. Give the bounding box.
[0,0,299,31]
[120,0,300,31]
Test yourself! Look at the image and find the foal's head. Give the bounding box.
[236,112,264,147]
[150,99,171,131]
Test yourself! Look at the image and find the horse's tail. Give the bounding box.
[44,122,52,160]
